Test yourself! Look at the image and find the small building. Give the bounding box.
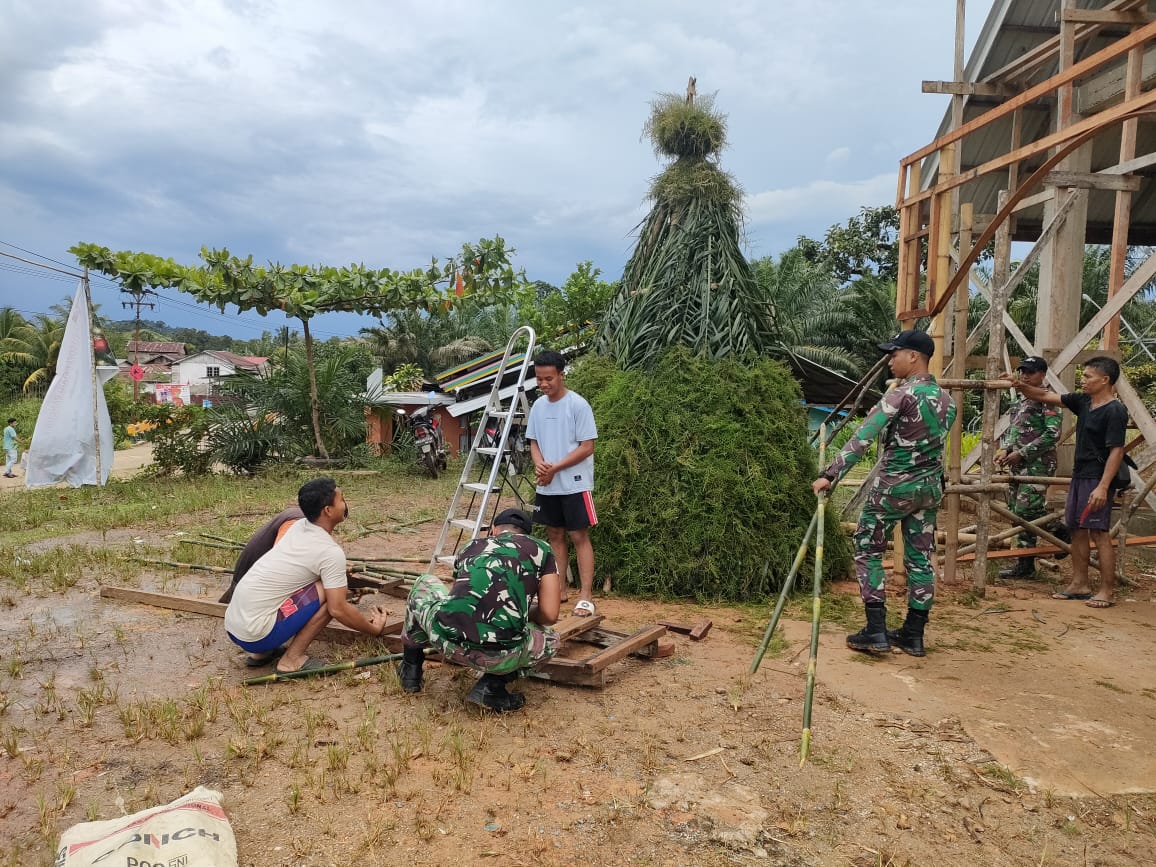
[170,350,269,399]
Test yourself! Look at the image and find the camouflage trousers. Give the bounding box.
[403,573,560,676]
[854,485,941,611]
[1006,482,1048,549]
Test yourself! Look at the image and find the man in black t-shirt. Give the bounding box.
[1014,356,1128,608]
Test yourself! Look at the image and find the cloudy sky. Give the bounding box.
[0,0,981,340]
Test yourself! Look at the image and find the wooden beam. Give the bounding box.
[98,586,404,645]
[1102,150,1156,174]
[580,624,667,673]
[982,0,1151,84]
[1044,170,1142,191]
[1077,43,1156,115]
[922,80,1016,97]
[905,19,1156,166]
[1062,8,1156,25]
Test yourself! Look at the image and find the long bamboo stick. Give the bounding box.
[243,651,408,685]
[801,424,827,766]
[133,557,232,573]
[749,509,818,675]
[800,490,825,767]
[178,539,241,551]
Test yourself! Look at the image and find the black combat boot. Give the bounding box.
[467,672,526,712]
[999,557,1035,578]
[886,608,929,657]
[397,645,425,693]
[846,603,890,654]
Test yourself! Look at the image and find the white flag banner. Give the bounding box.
[25,282,114,488]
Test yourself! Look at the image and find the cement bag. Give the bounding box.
[55,786,237,867]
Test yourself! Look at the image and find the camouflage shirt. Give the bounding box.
[999,395,1061,476]
[823,373,956,489]
[433,532,558,650]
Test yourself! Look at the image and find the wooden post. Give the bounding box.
[943,203,972,585]
[973,191,1013,595]
[1105,43,1142,349]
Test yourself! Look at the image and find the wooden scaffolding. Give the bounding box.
[895,0,1156,592]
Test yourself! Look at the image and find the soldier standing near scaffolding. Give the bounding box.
[812,330,956,657]
[995,356,1064,578]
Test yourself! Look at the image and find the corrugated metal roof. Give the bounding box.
[920,0,1156,244]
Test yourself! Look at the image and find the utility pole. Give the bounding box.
[121,287,157,402]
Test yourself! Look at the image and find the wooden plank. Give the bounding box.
[1044,171,1141,192]
[572,627,673,659]
[903,19,1156,166]
[582,625,668,673]
[534,658,606,688]
[655,618,713,640]
[98,586,404,645]
[921,80,1015,97]
[553,613,604,640]
[1063,8,1156,24]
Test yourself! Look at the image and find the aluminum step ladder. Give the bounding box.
[428,326,537,571]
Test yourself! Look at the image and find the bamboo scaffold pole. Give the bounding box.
[800,425,827,767]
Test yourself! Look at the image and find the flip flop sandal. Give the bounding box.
[1085,598,1115,608]
[244,646,286,667]
[572,599,596,617]
[1051,592,1092,600]
[275,656,328,675]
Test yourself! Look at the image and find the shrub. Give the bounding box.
[565,348,851,600]
[136,403,214,477]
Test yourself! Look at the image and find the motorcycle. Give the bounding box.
[398,406,448,478]
[480,417,530,476]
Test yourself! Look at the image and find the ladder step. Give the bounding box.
[436,555,457,567]
[476,447,501,456]
[486,410,523,419]
[450,518,479,532]
[462,482,499,494]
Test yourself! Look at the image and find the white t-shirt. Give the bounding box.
[224,519,347,642]
[526,389,597,495]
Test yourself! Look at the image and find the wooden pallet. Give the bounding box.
[100,586,666,689]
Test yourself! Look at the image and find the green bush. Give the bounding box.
[565,348,851,601]
[136,403,214,477]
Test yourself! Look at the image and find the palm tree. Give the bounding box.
[1,313,65,394]
[361,307,495,379]
[752,249,862,375]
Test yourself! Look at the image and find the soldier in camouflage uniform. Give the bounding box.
[813,330,956,657]
[397,508,561,712]
[995,355,1063,578]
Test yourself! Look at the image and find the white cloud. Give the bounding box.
[746,174,897,225]
[0,1,979,333]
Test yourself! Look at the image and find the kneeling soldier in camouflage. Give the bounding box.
[398,509,561,711]
[813,330,956,657]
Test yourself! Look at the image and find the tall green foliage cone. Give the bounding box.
[566,349,850,600]
[596,90,770,367]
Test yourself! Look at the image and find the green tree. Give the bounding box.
[752,248,861,374]
[518,262,616,349]
[1,313,65,395]
[797,205,900,283]
[72,237,522,458]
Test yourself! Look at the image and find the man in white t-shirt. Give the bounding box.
[526,350,599,616]
[224,477,388,673]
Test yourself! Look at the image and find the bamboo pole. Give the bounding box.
[959,497,1075,560]
[950,508,1066,559]
[133,557,231,574]
[750,510,818,675]
[243,651,411,686]
[800,425,826,767]
[944,201,972,586]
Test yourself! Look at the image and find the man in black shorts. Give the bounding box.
[526,350,599,616]
[1013,355,1128,609]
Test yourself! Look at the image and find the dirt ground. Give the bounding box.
[1,455,1155,865]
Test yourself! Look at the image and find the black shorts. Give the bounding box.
[534,491,598,531]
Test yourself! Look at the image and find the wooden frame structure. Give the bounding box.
[897,0,1156,591]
